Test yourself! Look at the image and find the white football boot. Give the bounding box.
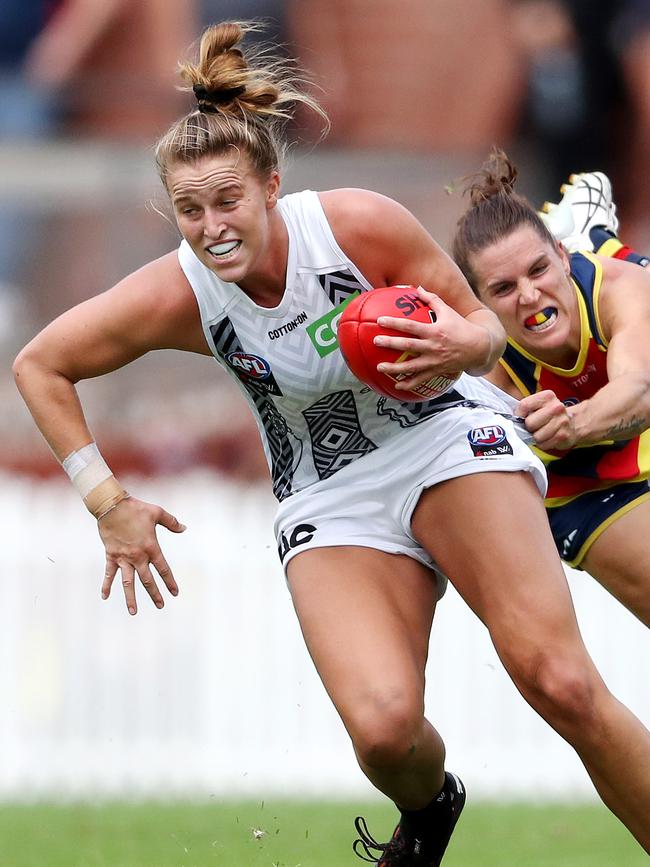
[539,171,619,252]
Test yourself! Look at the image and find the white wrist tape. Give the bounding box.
[61,442,129,519]
[62,442,112,499]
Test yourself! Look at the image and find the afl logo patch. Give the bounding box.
[225,351,283,396]
[467,424,513,457]
[226,352,272,379]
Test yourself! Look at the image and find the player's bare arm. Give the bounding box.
[572,256,650,442]
[14,252,207,458]
[320,189,506,384]
[13,253,206,614]
[519,257,650,450]
[483,360,524,398]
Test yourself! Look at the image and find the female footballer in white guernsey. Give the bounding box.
[13,22,650,864]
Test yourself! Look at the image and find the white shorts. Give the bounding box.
[274,405,546,598]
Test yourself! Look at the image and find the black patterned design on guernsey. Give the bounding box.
[214,320,284,398]
[303,391,377,480]
[317,269,366,305]
[210,318,299,500]
[376,390,469,427]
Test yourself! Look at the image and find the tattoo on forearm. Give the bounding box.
[604,415,646,439]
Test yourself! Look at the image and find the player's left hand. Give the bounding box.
[516,390,578,451]
[371,287,476,391]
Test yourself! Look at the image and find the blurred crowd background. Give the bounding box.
[2,0,650,480]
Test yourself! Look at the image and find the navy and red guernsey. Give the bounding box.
[499,251,650,506]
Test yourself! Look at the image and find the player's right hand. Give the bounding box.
[516,389,577,451]
[97,497,186,615]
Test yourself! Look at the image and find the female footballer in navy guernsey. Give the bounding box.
[451,150,650,629]
[13,23,650,863]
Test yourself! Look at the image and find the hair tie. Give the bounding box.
[193,84,246,111]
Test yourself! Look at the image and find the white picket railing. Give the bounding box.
[2,470,648,801]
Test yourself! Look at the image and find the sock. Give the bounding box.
[613,246,649,267]
[590,228,649,267]
[398,776,450,838]
[589,226,617,251]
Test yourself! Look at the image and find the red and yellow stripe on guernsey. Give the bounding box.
[541,427,650,506]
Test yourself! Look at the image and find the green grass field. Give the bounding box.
[1,799,645,866]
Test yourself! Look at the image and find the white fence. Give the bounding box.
[2,470,648,801]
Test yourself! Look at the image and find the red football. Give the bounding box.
[338,285,460,402]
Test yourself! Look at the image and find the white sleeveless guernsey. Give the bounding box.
[178,189,514,500]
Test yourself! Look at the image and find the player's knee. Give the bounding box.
[349,691,423,769]
[510,651,600,732]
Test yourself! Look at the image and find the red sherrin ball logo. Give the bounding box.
[337,285,460,402]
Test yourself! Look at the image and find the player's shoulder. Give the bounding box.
[572,251,639,305]
[594,252,631,275]
[593,252,650,336]
[318,188,423,252]
[111,251,191,308]
[595,251,650,296]
[319,188,412,227]
[104,250,204,347]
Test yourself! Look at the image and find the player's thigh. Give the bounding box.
[582,497,650,613]
[287,546,438,722]
[411,471,582,664]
